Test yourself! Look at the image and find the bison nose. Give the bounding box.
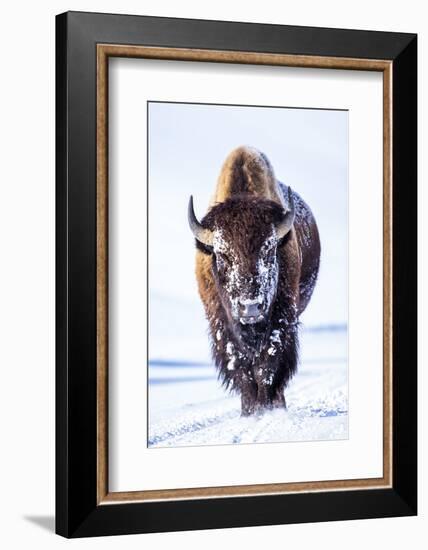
[239,299,263,318]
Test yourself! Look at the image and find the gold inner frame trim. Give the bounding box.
[96,44,393,505]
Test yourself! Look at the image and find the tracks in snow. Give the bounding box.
[148,390,347,448]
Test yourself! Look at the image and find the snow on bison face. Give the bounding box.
[188,192,295,327]
[212,226,279,325]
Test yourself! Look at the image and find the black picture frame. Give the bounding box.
[56,10,417,538]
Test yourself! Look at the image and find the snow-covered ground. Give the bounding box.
[148,326,348,448]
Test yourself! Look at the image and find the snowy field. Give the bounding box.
[148,326,348,448]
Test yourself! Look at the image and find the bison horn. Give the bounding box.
[188,196,214,248]
[276,186,295,240]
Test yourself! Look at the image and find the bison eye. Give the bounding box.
[216,252,231,269]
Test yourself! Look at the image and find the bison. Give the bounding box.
[188,146,320,415]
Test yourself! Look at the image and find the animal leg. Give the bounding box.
[240,380,258,416]
[254,366,276,411]
[272,387,287,409]
[255,386,275,411]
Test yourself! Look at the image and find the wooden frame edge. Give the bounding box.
[98,44,391,71]
[97,45,109,503]
[96,44,393,505]
[383,62,393,489]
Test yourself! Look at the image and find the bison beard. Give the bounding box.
[212,300,300,416]
[189,147,320,416]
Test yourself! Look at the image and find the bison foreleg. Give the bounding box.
[253,366,276,411]
[253,365,288,411]
[272,387,286,409]
[239,373,258,416]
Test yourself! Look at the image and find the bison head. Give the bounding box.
[188,190,295,328]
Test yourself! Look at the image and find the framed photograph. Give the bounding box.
[56,11,417,538]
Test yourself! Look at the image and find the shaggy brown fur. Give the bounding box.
[212,146,280,204]
[193,146,320,415]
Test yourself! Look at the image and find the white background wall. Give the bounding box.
[0,1,424,547]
